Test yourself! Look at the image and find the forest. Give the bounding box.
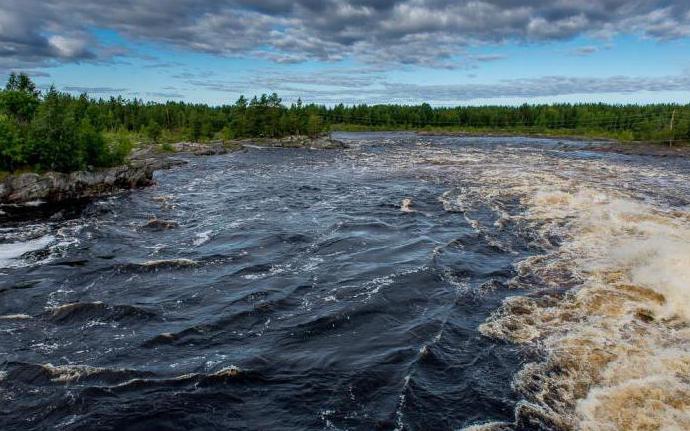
[1,72,689,173]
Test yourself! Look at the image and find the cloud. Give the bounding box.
[469,54,506,62]
[1,1,690,71]
[572,46,599,56]
[377,74,690,102]
[62,86,128,94]
[144,91,185,99]
[226,73,690,104]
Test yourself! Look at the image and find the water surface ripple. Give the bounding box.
[1,133,689,430]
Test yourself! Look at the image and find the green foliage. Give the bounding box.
[0,73,40,124]
[0,114,25,171]
[107,131,133,165]
[28,88,83,172]
[144,120,162,143]
[78,119,109,168]
[0,76,136,173]
[306,113,323,137]
[1,72,688,174]
[320,103,688,144]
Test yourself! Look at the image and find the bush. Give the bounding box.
[0,76,134,173]
[145,120,162,143]
[108,132,133,165]
[28,89,83,172]
[79,119,109,168]
[0,114,25,171]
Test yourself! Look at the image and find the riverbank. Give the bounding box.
[334,123,690,149]
[0,135,347,208]
[3,131,686,209]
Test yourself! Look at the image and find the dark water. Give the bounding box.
[1,133,689,430]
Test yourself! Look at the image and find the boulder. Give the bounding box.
[0,162,156,205]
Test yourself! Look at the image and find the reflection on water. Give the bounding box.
[1,133,689,430]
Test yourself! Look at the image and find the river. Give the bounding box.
[1,133,689,430]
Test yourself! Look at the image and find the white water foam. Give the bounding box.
[0,235,55,268]
[418,143,690,430]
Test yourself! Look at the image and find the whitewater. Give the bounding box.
[1,133,688,430]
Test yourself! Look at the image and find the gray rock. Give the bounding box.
[0,162,156,205]
[238,135,348,149]
[170,141,227,155]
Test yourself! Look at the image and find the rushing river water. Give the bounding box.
[1,133,689,431]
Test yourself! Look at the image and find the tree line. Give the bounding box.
[1,72,689,173]
[0,74,326,173]
[323,103,690,142]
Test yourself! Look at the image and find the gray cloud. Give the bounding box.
[144,91,186,99]
[572,46,599,56]
[224,73,690,104]
[1,1,690,71]
[62,86,128,94]
[378,74,690,102]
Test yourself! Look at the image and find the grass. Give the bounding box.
[159,142,175,153]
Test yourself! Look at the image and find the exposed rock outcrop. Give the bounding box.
[0,137,343,207]
[0,141,224,206]
[236,135,348,149]
[170,141,228,155]
[0,161,156,205]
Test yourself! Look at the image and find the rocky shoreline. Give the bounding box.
[232,135,349,149]
[0,136,347,208]
[0,161,157,205]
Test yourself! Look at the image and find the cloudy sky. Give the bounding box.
[2,0,690,105]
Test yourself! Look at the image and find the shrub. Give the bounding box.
[0,114,25,171]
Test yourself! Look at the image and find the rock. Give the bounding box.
[0,162,156,205]
[400,198,414,213]
[170,141,227,155]
[143,218,179,230]
[309,136,349,149]
[237,135,348,149]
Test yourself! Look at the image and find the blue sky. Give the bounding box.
[3,1,690,106]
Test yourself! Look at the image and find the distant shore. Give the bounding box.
[333,123,689,148]
[2,131,688,212]
[411,129,690,157]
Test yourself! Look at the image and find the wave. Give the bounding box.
[45,302,158,324]
[2,362,250,389]
[0,235,55,268]
[193,229,213,246]
[0,313,32,320]
[2,362,155,385]
[118,258,200,272]
[478,187,690,430]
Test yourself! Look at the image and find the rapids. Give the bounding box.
[1,133,689,430]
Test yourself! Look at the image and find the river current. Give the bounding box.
[1,133,689,430]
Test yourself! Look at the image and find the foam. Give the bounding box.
[0,235,55,268]
[400,198,415,213]
[431,145,690,430]
[478,186,690,429]
[193,230,213,246]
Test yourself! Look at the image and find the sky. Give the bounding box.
[2,0,690,106]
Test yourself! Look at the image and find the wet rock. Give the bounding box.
[238,135,348,149]
[45,302,158,324]
[400,197,414,212]
[143,218,179,230]
[170,141,228,155]
[0,162,157,205]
